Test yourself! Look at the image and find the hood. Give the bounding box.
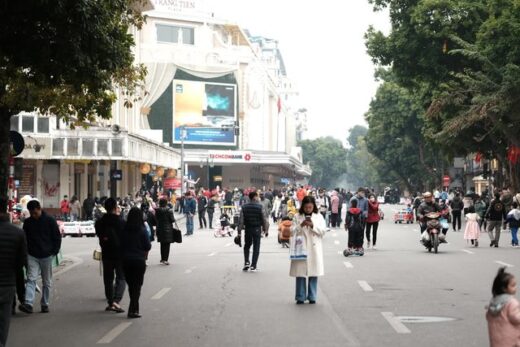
[487,294,513,316]
[508,209,520,221]
[349,208,361,214]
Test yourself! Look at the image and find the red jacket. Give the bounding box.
[366,200,380,223]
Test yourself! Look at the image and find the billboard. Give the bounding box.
[173,80,237,146]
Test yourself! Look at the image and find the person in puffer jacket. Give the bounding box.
[486,267,520,347]
[506,202,520,247]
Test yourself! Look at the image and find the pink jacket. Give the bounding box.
[331,194,340,214]
[487,296,520,347]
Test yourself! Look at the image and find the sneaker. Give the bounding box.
[308,300,316,304]
[19,303,33,314]
[242,263,250,272]
[250,266,258,272]
[372,245,377,250]
[366,242,371,250]
[41,305,49,313]
[475,240,479,247]
[296,300,304,305]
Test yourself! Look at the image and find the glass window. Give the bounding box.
[52,138,64,156]
[37,117,50,133]
[157,24,194,44]
[10,116,19,131]
[68,138,79,156]
[98,139,109,156]
[22,116,34,132]
[82,139,94,156]
[112,139,123,156]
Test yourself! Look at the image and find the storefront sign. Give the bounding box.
[208,151,252,162]
[164,177,181,190]
[152,0,204,14]
[18,161,36,197]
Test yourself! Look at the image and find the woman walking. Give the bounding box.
[366,194,381,250]
[155,198,176,265]
[290,196,326,304]
[120,208,151,318]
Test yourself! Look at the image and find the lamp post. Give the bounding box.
[199,158,215,190]
[180,126,188,195]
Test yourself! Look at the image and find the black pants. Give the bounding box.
[198,210,207,228]
[244,229,262,267]
[452,211,462,231]
[123,259,146,315]
[160,242,171,262]
[366,222,379,245]
[102,258,126,306]
[330,213,339,227]
[207,209,214,228]
[0,286,15,347]
[338,208,343,225]
[12,267,25,312]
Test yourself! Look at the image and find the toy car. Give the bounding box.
[393,210,414,224]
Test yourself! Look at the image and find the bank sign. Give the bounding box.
[208,151,252,163]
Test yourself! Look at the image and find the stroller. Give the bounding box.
[214,213,233,237]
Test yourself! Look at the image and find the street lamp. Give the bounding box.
[199,158,215,190]
[179,126,188,195]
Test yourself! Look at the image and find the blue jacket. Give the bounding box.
[184,198,196,215]
[350,195,368,218]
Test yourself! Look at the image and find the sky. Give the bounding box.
[211,0,391,142]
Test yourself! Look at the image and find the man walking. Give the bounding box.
[20,200,61,314]
[82,194,95,221]
[60,195,70,221]
[197,192,208,229]
[486,192,507,247]
[449,193,464,231]
[238,191,268,272]
[95,198,126,312]
[0,198,27,346]
[184,192,196,236]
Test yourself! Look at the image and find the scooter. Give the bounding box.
[421,212,446,254]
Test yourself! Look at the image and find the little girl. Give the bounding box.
[463,206,480,247]
[486,267,520,347]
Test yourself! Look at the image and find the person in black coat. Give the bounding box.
[197,193,208,229]
[120,207,151,319]
[155,198,176,265]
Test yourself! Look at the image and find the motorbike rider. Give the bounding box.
[417,192,446,244]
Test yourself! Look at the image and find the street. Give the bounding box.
[8,204,508,347]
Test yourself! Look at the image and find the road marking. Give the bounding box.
[334,240,340,245]
[495,261,514,268]
[208,252,217,257]
[151,287,171,300]
[461,249,474,254]
[381,312,411,334]
[224,242,232,247]
[343,261,353,269]
[97,322,133,344]
[332,233,338,237]
[337,251,343,255]
[357,280,373,292]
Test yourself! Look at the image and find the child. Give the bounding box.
[464,205,480,247]
[278,216,292,248]
[506,202,520,247]
[345,199,364,252]
[486,267,520,346]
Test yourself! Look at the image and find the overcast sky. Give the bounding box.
[211,0,390,142]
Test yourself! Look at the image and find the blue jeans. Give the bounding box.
[296,277,318,302]
[186,214,194,235]
[25,255,53,307]
[512,227,519,246]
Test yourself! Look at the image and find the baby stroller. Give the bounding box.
[214,213,233,237]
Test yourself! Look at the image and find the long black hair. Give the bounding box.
[492,267,514,296]
[126,207,144,232]
[299,196,318,215]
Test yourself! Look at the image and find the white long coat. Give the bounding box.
[289,213,326,277]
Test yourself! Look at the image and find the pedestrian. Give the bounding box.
[197,192,208,229]
[463,206,481,247]
[271,194,283,223]
[120,208,151,319]
[350,188,368,220]
[155,198,176,265]
[345,199,365,252]
[317,189,331,229]
[475,195,488,230]
[449,193,464,231]
[506,202,520,248]
[19,200,61,314]
[486,193,507,248]
[83,194,95,220]
[60,195,70,221]
[206,195,217,229]
[238,191,268,272]
[0,198,27,346]
[69,195,81,222]
[290,196,326,304]
[94,198,126,313]
[330,191,340,228]
[184,192,196,236]
[366,194,381,250]
[486,267,520,347]
[259,192,272,235]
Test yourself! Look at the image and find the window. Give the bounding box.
[37,117,50,133]
[82,139,94,156]
[22,116,34,132]
[52,139,64,156]
[68,138,79,156]
[98,139,109,156]
[157,24,194,45]
[112,139,123,156]
[10,116,19,131]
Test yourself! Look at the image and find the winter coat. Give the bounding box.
[486,199,507,221]
[278,220,292,242]
[486,295,520,347]
[331,194,340,214]
[23,211,62,259]
[155,207,176,243]
[289,213,326,277]
[366,200,381,224]
[475,201,487,218]
[350,195,368,218]
[450,197,464,211]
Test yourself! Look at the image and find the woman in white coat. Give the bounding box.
[290,196,326,304]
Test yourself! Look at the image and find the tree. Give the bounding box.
[299,137,347,188]
[0,1,148,200]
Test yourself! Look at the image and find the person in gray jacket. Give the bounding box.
[350,188,368,221]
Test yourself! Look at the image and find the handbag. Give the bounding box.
[289,229,307,260]
[172,222,182,243]
[92,249,102,261]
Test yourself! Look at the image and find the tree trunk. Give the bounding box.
[0,106,11,201]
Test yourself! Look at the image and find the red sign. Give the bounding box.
[442,175,451,187]
[164,178,181,190]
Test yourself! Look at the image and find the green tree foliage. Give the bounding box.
[299,137,347,188]
[0,0,148,199]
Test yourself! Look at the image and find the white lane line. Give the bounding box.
[332,233,338,238]
[334,240,340,245]
[381,312,411,334]
[495,260,514,268]
[151,287,171,300]
[208,252,217,257]
[224,242,232,247]
[97,322,133,344]
[461,249,474,254]
[357,280,373,292]
[343,261,353,269]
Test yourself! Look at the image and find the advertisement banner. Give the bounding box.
[164,178,181,190]
[173,80,237,146]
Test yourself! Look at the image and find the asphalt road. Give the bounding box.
[8,205,515,347]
